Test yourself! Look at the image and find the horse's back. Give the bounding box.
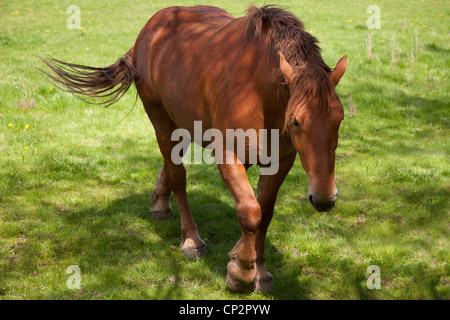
[134,7,231,89]
[134,6,262,130]
[134,5,235,71]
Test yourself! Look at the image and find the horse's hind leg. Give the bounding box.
[150,164,173,220]
[164,159,206,259]
[143,102,206,259]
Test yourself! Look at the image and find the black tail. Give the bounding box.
[39,49,139,107]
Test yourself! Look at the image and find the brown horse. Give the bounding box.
[40,5,347,292]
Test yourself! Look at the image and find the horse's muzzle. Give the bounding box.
[309,194,336,212]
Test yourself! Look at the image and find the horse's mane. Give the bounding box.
[243,5,334,132]
[243,5,331,70]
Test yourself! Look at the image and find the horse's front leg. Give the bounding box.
[254,152,296,292]
[217,152,261,292]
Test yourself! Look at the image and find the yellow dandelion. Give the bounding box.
[25,125,30,129]
[347,19,352,23]
[24,146,29,150]
[404,89,408,92]
[440,13,444,17]
[8,123,13,127]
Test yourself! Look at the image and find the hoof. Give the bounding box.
[150,209,173,220]
[181,244,207,259]
[226,259,255,293]
[255,271,274,292]
[181,237,206,259]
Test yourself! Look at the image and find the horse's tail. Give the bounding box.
[39,48,139,107]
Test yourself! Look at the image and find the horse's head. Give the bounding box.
[279,52,347,212]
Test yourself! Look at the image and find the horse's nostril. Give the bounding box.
[309,195,315,206]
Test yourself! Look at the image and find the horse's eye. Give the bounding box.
[293,118,300,128]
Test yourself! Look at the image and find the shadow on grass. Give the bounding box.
[58,183,314,299]
[0,128,310,299]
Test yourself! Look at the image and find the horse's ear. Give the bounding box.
[329,55,347,87]
[279,52,294,85]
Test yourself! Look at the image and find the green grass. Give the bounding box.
[0,0,449,300]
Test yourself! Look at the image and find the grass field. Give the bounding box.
[0,0,449,300]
